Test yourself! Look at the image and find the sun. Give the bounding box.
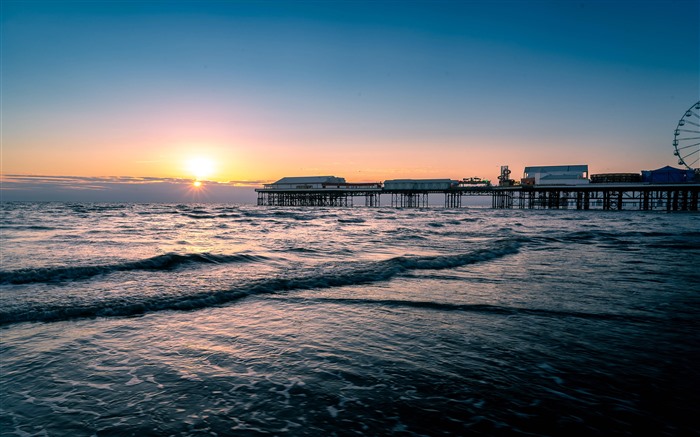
[186,157,215,180]
[193,180,202,188]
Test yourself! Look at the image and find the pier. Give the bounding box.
[256,172,700,212]
[257,183,700,212]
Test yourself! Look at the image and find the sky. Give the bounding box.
[1,0,698,202]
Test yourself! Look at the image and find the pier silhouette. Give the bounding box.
[256,177,700,212]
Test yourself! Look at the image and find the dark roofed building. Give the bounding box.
[641,166,695,184]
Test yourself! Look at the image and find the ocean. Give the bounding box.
[1,202,698,436]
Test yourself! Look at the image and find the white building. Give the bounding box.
[522,165,589,186]
[383,179,458,190]
[264,176,346,190]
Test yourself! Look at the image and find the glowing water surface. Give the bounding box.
[1,203,698,435]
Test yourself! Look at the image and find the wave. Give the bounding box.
[525,229,693,246]
[0,252,265,285]
[0,225,58,231]
[386,244,518,271]
[279,297,662,323]
[644,241,700,250]
[337,218,366,224]
[277,247,320,253]
[182,213,215,219]
[0,241,520,325]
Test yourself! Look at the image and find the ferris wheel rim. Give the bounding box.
[673,100,700,170]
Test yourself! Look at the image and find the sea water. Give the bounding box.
[1,202,698,436]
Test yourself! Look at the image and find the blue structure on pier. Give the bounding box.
[641,166,696,184]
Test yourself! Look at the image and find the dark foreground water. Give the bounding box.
[1,202,699,436]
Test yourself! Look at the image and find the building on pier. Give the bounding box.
[263,176,347,190]
[521,165,589,186]
[256,175,382,207]
[383,179,458,191]
[641,166,696,184]
[590,173,642,184]
[383,179,460,208]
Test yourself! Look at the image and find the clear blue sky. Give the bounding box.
[2,0,698,202]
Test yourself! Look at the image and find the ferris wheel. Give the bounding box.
[673,100,700,170]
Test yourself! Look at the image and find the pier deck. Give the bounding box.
[256,184,700,211]
[494,184,699,211]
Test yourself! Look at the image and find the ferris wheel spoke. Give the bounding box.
[683,120,700,128]
[676,142,700,150]
[676,128,700,134]
[680,152,698,165]
[684,156,699,167]
[677,136,700,141]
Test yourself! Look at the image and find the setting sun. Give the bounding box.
[186,157,215,180]
[193,180,202,188]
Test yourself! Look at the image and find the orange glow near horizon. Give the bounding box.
[0,132,677,188]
